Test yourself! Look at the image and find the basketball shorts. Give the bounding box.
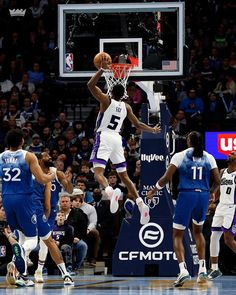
[90,131,126,170]
[34,199,51,239]
[211,203,236,235]
[2,194,37,237]
[47,206,58,230]
[173,191,209,228]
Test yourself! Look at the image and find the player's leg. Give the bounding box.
[37,214,74,285]
[90,132,114,197]
[172,192,192,287]
[208,204,224,279]
[192,191,210,283]
[34,238,48,283]
[117,170,150,224]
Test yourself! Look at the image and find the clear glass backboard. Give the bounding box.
[58,2,186,80]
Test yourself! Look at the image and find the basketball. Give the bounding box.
[93,52,112,69]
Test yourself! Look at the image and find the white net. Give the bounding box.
[103,64,133,99]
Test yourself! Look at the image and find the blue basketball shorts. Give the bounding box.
[2,193,37,237]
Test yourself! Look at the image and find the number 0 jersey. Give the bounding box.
[219,169,236,204]
[0,149,33,195]
[170,147,217,191]
[96,99,127,133]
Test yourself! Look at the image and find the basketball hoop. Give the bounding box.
[103,63,133,99]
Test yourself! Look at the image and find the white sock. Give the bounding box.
[212,263,218,271]
[179,262,188,273]
[198,259,206,274]
[57,262,69,277]
[105,186,114,199]
[136,197,143,207]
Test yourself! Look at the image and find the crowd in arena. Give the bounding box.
[0,0,236,276]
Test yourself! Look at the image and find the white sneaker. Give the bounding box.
[173,271,191,287]
[15,275,35,287]
[6,262,17,285]
[34,269,44,283]
[110,188,121,213]
[197,272,208,283]
[139,203,150,224]
[63,275,74,286]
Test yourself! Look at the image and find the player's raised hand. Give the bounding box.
[100,55,111,70]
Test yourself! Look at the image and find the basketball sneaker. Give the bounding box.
[139,203,150,225]
[34,269,44,283]
[110,188,121,213]
[15,275,35,287]
[63,275,74,286]
[207,269,222,280]
[197,272,208,283]
[6,262,17,285]
[12,243,26,274]
[173,271,191,287]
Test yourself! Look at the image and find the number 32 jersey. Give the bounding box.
[96,99,127,133]
[170,147,217,191]
[0,149,34,195]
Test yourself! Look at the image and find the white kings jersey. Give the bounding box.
[96,99,127,133]
[220,169,236,205]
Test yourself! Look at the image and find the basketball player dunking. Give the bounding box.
[87,54,160,224]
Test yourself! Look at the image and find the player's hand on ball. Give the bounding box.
[100,55,111,70]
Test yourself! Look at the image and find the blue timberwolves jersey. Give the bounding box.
[170,148,217,191]
[50,178,62,208]
[0,150,34,195]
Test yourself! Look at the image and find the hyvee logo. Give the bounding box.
[218,134,236,156]
[141,154,165,163]
[139,223,164,248]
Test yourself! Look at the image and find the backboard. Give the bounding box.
[58,2,186,81]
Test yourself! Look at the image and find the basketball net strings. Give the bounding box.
[103,65,132,99]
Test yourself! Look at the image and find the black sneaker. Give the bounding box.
[207,269,222,280]
[12,243,26,274]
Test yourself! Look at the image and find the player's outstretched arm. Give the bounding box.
[147,164,177,199]
[126,103,161,134]
[26,152,55,184]
[87,56,110,106]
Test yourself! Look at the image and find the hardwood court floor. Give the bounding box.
[0,275,235,295]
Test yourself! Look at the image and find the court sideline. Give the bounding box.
[0,275,235,295]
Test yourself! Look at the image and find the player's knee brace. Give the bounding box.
[210,231,222,257]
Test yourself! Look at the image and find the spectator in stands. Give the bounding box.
[52,211,74,273]
[51,119,63,139]
[25,133,43,154]
[59,193,88,271]
[33,112,48,137]
[28,62,44,86]
[55,135,68,155]
[20,96,38,122]
[73,120,86,141]
[0,97,8,117]
[77,137,92,162]
[71,189,100,267]
[41,126,55,150]
[3,102,25,128]
[16,72,35,95]
[58,112,70,132]
[75,180,94,204]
